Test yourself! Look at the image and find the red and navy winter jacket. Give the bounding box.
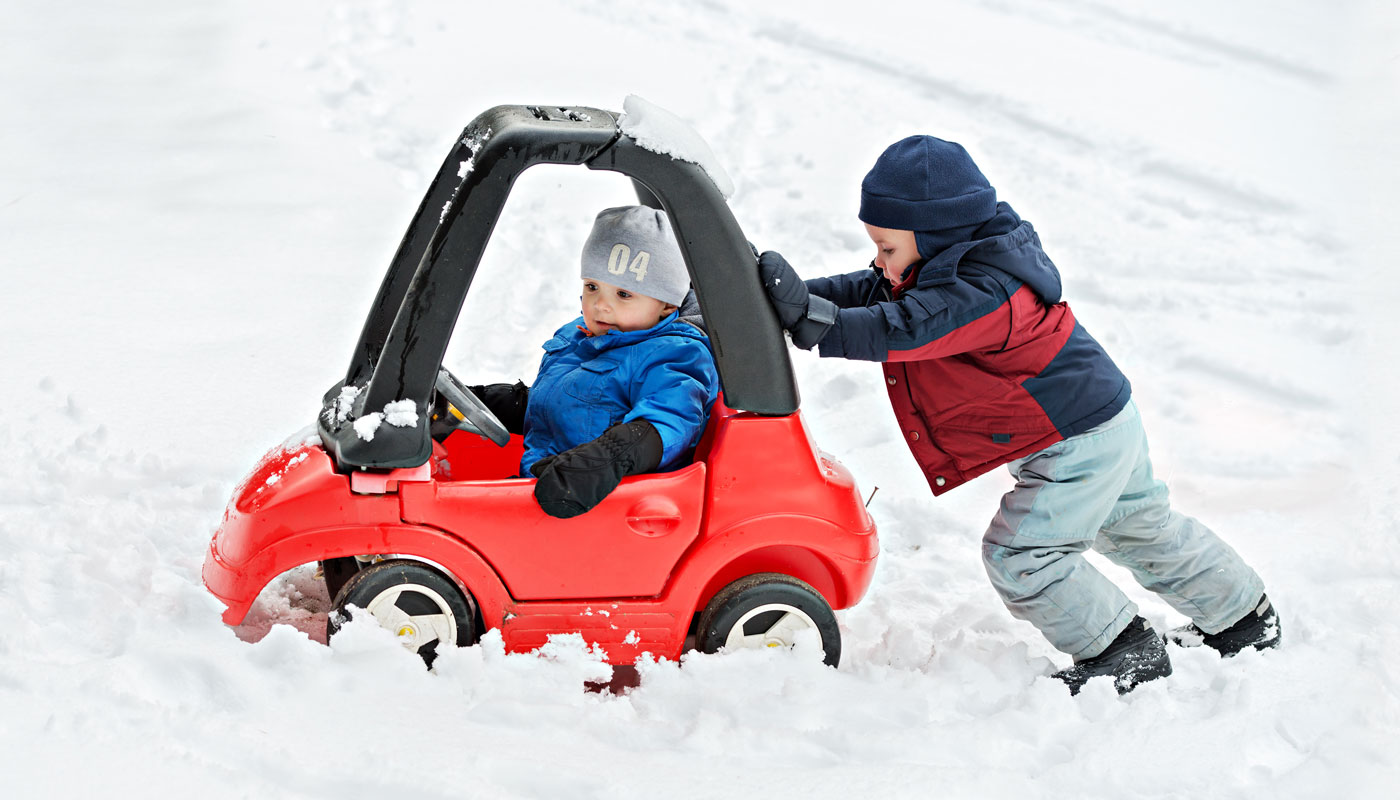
[806,204,1130,496]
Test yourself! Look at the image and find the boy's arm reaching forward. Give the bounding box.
[760,250,1009,363]
[805,268,881,309]
[813,280,1010,363]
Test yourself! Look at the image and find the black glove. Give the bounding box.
[758,250,809,329]
[530,419,664,518]
[757,250,837,350]
[466,381,530,435]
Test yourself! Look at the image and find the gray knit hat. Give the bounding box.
[580,206,689,306]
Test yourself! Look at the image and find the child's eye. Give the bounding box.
[882,248,895,255]
[617,291,632,299]
[583,282,597,291]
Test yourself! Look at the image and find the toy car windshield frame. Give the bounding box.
[319,104,799,471]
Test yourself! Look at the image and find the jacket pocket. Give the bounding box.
[565,358,619,401]
[904,289,949,319]
[878,289,950,336]
[561,358,627,436]
[933,415,1057,473]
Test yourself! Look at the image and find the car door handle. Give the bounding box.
[625,497,683,537]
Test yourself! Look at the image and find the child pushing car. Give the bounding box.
[468,205,719,519]
[758,135,1280,694]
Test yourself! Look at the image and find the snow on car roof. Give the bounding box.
[618,95,735,199]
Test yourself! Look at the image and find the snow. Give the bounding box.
[352,400,417,440]
[619,94,737,198]
[352,412,382,441]
[382,399,418,428]
[329,384,361,423]
[2,1,1399,798]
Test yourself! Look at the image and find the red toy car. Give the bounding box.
[203,104,878,668]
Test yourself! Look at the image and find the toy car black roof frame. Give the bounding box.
[318,104,799,472]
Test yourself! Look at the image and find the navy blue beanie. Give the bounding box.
[859,136,997,235]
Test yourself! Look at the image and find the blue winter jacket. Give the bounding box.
[520,312,720,477]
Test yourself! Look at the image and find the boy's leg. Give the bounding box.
[1091,403,1265,635]
[982,404,1144,660]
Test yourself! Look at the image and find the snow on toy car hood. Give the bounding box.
[619,95,735,198]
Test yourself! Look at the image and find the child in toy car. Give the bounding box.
[463,205,720,518]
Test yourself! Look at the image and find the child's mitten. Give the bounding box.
[466,380,530,434]
[757,250,836,350]
[758,250,808,328]
[530,419,664,518]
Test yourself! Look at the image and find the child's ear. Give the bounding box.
[662,303,678,315]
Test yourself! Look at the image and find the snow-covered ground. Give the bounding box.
[3,1,1398,797]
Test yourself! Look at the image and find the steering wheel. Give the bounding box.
[434,368,511,447]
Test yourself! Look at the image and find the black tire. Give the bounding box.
[319,557,361,602]
[327,559,477,669]
[695,573,841,667]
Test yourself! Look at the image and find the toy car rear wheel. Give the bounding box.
[695,573,841,667]
[327,560,476,668]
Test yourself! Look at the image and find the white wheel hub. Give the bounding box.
[724,603,819,651]
[364,584,457,650]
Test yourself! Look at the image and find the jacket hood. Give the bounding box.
[909,202,1063,303]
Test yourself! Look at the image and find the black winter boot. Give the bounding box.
[1165,594,1280,657]
[1053,617,1173,696]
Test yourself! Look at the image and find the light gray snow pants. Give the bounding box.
[981,400,1266,660]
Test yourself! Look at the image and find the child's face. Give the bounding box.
[580,279,677,335]
[864,223,920,285]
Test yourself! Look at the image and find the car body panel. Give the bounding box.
[400,463,706,601]
[205,405,877,664]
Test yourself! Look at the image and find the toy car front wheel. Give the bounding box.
[328,560,477,668]
[695,574,841,667]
